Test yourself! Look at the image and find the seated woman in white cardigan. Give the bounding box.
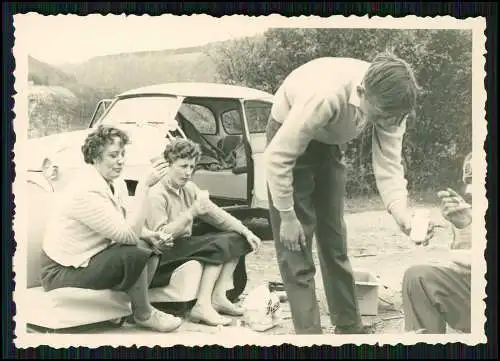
[40,125,182,333]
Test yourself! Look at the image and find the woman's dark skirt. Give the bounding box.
[151,223,253,303]
[40,243,154,292]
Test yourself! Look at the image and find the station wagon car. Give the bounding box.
[27,82,275,237]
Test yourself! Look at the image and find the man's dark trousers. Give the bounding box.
[266,117,363,334]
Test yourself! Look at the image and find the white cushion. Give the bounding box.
[149,260,203,303]
[26,178,54,288]
[26,259,203,329]
[24,287,132,329]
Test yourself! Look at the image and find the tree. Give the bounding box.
[206,28,473,194]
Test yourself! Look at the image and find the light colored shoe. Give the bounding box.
[134,309,182,332]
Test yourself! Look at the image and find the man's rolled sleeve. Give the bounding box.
[264,93,338,211]
[372,119,409,213]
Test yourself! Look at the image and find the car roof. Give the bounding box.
[118,82,274,101]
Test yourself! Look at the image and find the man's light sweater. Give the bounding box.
[264,57,409,214]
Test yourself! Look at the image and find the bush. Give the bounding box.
[206,28,472,195]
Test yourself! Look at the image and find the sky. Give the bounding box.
[15,14,476,66]
[16,14,275,65]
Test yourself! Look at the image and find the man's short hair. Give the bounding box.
[364,50,422,120]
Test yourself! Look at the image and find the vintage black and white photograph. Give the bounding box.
[12,14,487,348]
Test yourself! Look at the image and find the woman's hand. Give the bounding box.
[244,231,262,252]
[141,229,174,254]
[155,229,174,251]
[143,159,170,188]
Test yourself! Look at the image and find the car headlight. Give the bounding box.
[41,157,59,182]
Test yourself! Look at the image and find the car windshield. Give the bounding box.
[100,95,182,129]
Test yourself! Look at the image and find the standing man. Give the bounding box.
[263,51,421,334]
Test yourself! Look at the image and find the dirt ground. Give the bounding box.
[44,197,461,337]
[240,204,458,335]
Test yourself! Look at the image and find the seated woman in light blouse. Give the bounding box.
[40,125,182,333]
[144,138,262,327]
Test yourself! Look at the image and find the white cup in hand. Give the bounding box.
[410,209,431,246]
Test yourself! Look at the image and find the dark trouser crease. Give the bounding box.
[266,117,362,334]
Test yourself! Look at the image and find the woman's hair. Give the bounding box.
[81,125,130,164]
[363,49,422,120]
[163,138,202,164]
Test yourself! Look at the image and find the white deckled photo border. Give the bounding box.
[11,13,488,348]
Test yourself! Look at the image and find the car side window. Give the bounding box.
[178,103,217,135]
[221,110,243,135]
[222,101,272,135]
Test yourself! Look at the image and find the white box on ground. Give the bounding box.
[315,267,380,316]
[353,269,380,316]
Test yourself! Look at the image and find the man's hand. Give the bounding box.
[390,203,413,236]
[391,204,440,246]
[437,188,472,229]
[279,210,306,252]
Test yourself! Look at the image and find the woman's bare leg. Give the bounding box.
[190,264,232,326]
[212,258,244,316]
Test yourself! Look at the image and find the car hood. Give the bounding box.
[26,125,172,172]
[27,129,92,171]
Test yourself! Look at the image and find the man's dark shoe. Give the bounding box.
[335,323,374,334]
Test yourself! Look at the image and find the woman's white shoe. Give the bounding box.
[134,309,183,332]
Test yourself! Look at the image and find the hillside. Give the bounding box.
[28,56,117,138]
[28,55,78,86]
[27,42,230,139]
[59,44,220,93]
